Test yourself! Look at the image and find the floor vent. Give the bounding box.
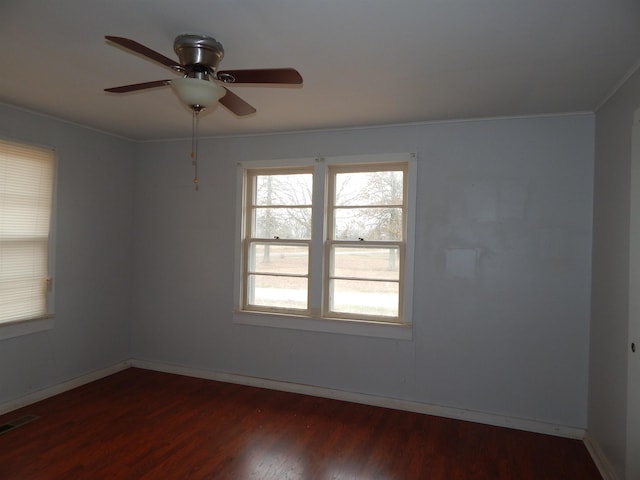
[0,415,39,435]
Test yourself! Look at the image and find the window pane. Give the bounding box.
[333,207,402,241]
[249,243,308,275]
[254,207,312,239]
[331,246,399,280]
[329,279,399,317]
[255,174,312,206]
[335,170,403,206]
[247,275,308,310]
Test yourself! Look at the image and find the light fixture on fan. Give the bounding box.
[171,77,226,112]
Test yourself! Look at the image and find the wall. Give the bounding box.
[590,67,640,479]
[0,104,135,405]
[133,113,594,429]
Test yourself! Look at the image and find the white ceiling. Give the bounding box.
[1,0,640,141]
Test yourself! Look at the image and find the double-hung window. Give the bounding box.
[244,166,314,313]
[0,139,55,334]
[325,164,406,320]
[236,153,416,339]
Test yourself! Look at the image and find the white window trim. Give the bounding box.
[233,153,417,340]
[0,137,57,340]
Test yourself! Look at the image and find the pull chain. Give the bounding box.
[190,108,200,191]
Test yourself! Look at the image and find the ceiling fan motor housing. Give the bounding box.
[174,34,224,78]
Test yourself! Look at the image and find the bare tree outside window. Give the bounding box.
[333,170,403,241]
[254,173,312,240]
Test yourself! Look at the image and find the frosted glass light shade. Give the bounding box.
[171,77,226,109]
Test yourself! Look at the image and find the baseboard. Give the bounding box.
[0,361,131,416]
[130,358,586,440]
[583,433,620,480]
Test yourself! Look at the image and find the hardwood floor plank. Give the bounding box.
[0,368,602,479]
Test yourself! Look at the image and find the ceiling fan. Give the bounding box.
[104,34,303,190]
[104,34,303,115]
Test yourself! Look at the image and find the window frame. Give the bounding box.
[0,138,57,340]
[233,153,416,340]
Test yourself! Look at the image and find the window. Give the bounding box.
[243,167,313,313]
[326,164,405,320]
[0,139,55,329]
[235,153,416,338]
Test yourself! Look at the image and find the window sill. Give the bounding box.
[233,310,412,340]
[0,316,54,341]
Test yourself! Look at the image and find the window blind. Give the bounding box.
[0,139,54,324]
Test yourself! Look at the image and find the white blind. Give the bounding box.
[0,139,54,324]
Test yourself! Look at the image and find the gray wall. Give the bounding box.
[133,114,594,428]
[0,104,135,405]
[590,68,640,479]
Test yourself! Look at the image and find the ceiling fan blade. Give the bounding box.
[104,80,172,93]
[217,68,303,85]
[218,88,256,116]
[105,36,182,71]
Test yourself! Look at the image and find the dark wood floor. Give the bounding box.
[0,368,601,479]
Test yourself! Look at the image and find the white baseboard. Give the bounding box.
[0,361,131,416]
[130,358,586,440]
[0,358,589,441]
[583,433,619,480]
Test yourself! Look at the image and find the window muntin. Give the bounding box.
[238,154,414,330]
[0,139,55,325]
